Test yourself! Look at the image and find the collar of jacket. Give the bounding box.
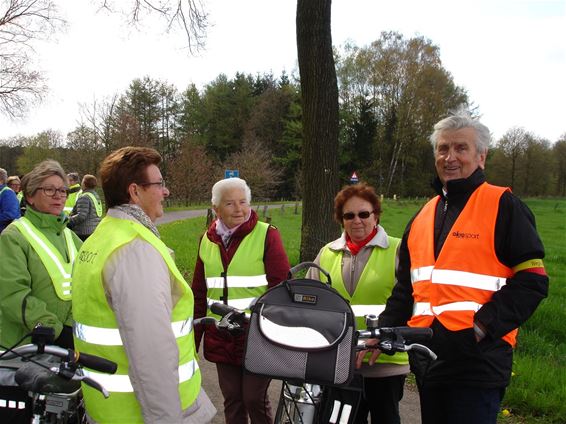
[327,224,390,252]
[432,167,486,201]
[24,206,69,232]
[206,208,260,244]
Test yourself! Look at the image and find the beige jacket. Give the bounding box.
[90,208,216,423]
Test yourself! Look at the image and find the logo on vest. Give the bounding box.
[78,250,98,264]
[452,231,480,240]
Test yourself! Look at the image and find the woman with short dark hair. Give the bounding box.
[72,146,215,423]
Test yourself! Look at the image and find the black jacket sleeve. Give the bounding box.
[378,216,417,328]
[475,193,549,339]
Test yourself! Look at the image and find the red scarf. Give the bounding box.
[346,227,378,256]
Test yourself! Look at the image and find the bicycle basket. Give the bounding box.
[243,263,356,386]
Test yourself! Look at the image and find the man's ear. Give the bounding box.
[479,150,487,169]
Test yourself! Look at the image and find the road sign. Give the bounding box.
[224,169,239,179]
[350,171,359,183]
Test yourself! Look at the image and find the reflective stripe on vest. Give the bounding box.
[80,192,103,217]
[319,236,408,366]
[200,221,270,316]
[82,359,199,393]
[411,267,508,291]
[64,185,81,214]
[407,183,517,346]
[74,319,193,346]
[12,217,77,300]
[205,274,268,289]
[350,304,386,317]
[206,297,258,311]
[72,216,200,423]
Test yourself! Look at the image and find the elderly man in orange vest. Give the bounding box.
[378,110,549,424]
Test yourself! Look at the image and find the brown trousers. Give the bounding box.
[216,363,273,424]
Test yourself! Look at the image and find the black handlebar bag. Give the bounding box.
[243,262,356,386]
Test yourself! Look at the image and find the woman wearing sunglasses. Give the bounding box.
[307,182,408,424]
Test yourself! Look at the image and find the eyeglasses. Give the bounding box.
[342,211,374,220]
[139,180,167,188]
[38,186,68,198]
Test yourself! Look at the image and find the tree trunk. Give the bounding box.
[296,0,340,262]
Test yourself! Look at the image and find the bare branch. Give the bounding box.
[95,0,208,54]
[0,0,65,117]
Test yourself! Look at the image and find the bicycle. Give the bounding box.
[198,302,436,424]
[0,325,117,424]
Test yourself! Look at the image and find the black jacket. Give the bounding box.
[379,168,549,388]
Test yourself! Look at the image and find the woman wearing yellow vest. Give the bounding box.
[72,147,215,423]
[68,174,102,240]
[192,177,290,424]
[306,183,408,424]
[0,160,82,423]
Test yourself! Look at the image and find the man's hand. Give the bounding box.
[355,339,382,368]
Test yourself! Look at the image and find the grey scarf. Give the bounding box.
[115,204,160,238]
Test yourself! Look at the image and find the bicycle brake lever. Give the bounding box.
[80,376,110,398]
[406,343,437,360]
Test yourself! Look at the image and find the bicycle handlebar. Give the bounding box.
[0,344,117,374]
[1,342,117,397]
[356,316,436,360]
[203,303,437,360]
[194,303,249,334]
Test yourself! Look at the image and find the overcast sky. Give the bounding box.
[0,0,564,143]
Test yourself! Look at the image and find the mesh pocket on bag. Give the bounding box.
[245,315,308,380]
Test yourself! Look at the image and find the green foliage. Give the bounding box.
[159,216,208,280]
[335,31,469,196]
[16,130,64,173]
[499,198,566,423]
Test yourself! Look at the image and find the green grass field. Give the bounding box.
[159,198,565,423]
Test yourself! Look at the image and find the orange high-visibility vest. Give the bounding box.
[407,182,517,347]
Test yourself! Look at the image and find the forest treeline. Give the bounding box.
[1,32,565,201]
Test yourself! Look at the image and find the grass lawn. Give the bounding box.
[159,197,565,423]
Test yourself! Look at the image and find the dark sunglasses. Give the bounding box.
[342,211,375,220]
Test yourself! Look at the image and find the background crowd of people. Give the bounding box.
[0,110,549,424]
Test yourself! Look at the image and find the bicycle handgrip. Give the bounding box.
[381,326,433,341]
[210,302,240,317]
[76,352,118,374]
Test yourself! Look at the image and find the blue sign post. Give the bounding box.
[350,171,359,184]
[224,169,240,179]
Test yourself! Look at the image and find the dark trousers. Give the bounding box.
[216,362,273,424]
[418,385,505,424]
[355,375,405,424]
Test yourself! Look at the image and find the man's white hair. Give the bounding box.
[211,177,252,207]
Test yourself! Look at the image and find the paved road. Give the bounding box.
[158,208,421,423]
[155,203,302,225]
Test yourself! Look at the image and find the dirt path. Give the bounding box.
[199,354,421,424]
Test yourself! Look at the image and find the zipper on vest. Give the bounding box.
[435,197,449,256]
[221,271,228,304]
[349,254,357,296]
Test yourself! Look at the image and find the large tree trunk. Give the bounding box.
[296,0,340,262]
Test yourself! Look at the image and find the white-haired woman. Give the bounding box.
[192,177,290,424]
